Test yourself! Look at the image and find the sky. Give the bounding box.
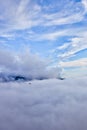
[0,0,87,77]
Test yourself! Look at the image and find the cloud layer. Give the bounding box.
[0,77,87,130]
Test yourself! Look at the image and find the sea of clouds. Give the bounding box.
[0,77,87,130]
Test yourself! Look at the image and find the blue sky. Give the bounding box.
[0,0,87,77]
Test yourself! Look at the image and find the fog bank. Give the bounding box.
[0,77,87,130]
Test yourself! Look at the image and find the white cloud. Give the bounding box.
[82,0,87,13]
[0,0,86,40]
[0,32,15,39]
[60,58,87,67]
[44,13,84,26]
[0,0,41,32]
[0,49,60,79]
[55,30,87,59]
[64,67,87,78]
[36,30,68,41]
[0,77,87,129]
[42,0,85,26]
[57,43,70,50]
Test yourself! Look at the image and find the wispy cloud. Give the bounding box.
[82,0,87,13]
[58,34,87,59]
[57,43,70,50]
[50,29,87,61]
[29,30,69,41]
[60,58,87,67]
[43,12,84,26]
[0,0,86,39]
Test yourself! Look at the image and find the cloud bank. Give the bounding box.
[0,77,87,130]
[0,49,60,80]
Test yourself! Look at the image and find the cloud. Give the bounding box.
[59,57,87,77]
[60,58,87,67]
[43,13,84,26]
[51,29,87,60]
[32,30,68,41]
[64,67,87,78]
[0,77,87,129]
[41,0,85,26]
[0,0,86,40]
[49,27,87,77]
[0,0,41,33]
[82,0,87,13]
[0,48,60,79]
[57,43,70,50]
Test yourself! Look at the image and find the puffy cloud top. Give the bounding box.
[0,49,60,80]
